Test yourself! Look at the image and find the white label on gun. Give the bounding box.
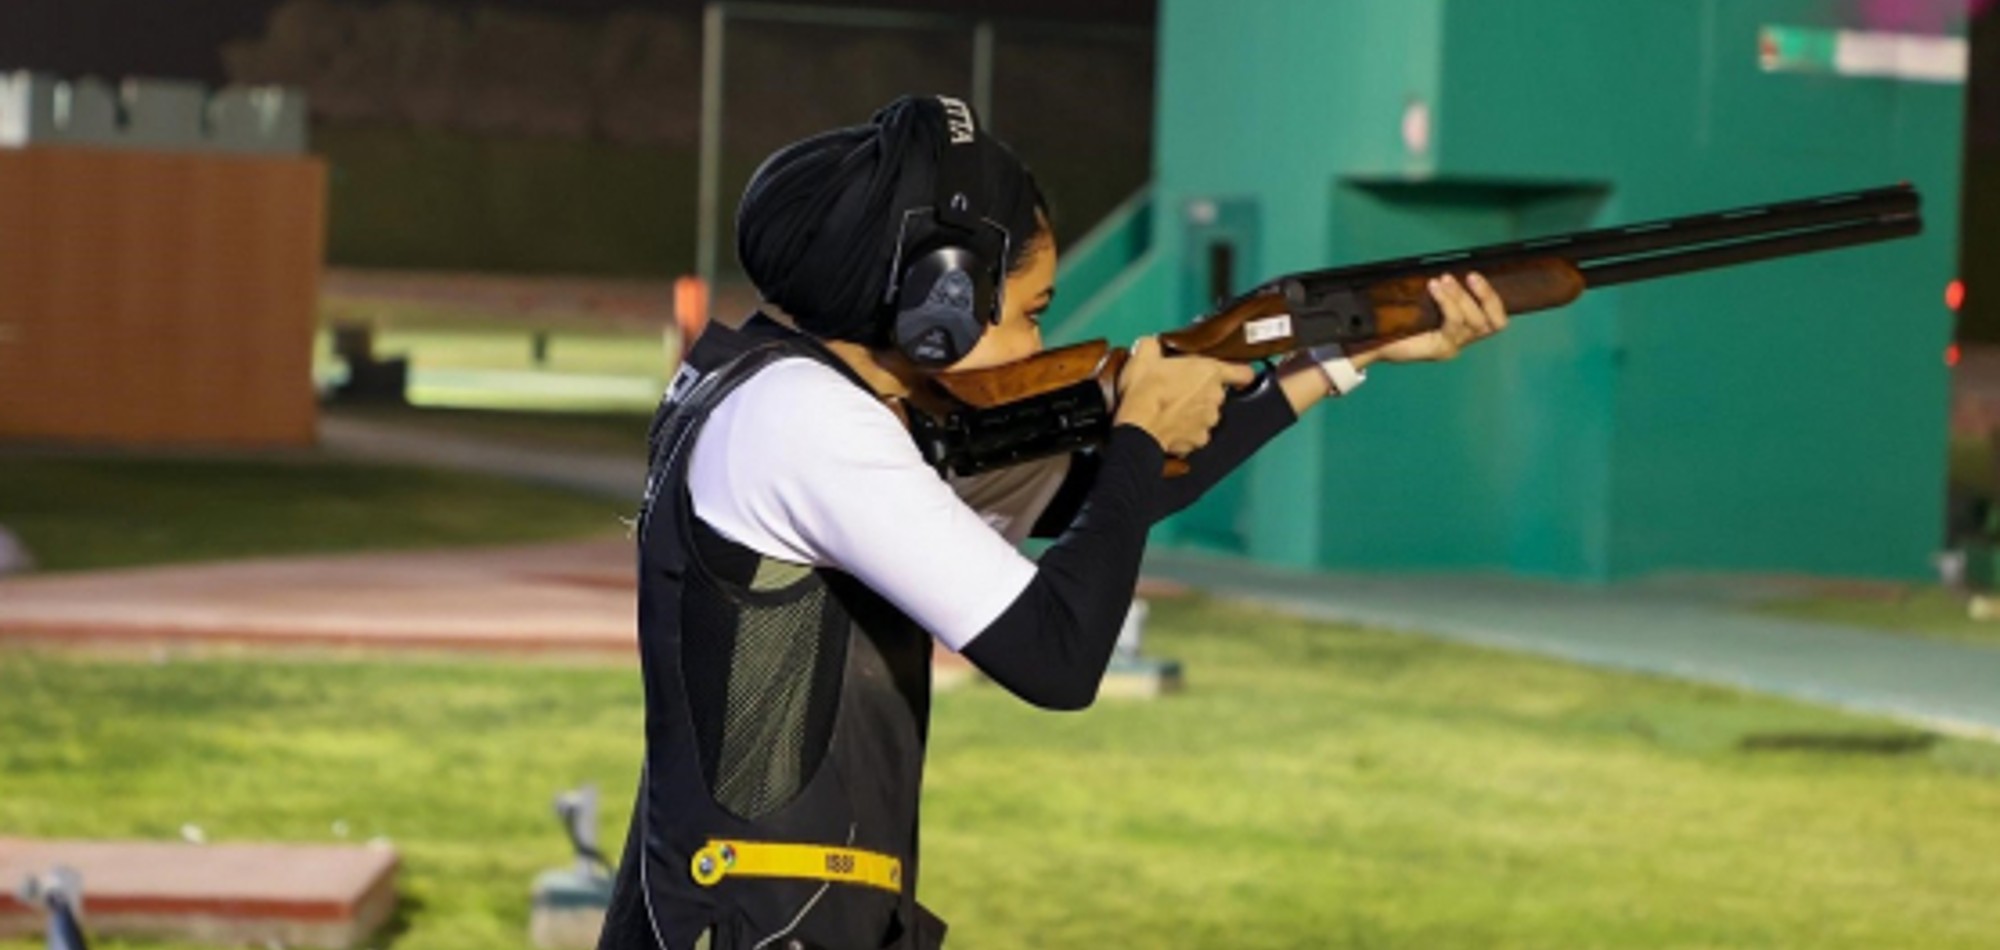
[1244,315,1294,345]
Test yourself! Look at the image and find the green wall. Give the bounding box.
[1062,0,1965,581]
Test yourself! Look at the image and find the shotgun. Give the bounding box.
[907,183,1923,477]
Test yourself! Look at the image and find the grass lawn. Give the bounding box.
[2,597,1996,949]
[316,298,662,455]
[317,299,674,413]
[317,298,675,377]
[0,456,627,573]
[363,326,670,379]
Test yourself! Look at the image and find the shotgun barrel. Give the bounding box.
[1172,184,1925,360]
[1269,183,1919,292]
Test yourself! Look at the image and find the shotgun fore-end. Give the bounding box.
[1160,257,1587,362]
[1364,257,1586,340]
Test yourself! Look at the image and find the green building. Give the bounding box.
[1051,0,1968,581]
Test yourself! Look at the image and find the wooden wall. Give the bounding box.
[0,145,324,446]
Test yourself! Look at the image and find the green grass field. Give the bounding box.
[2,597,1996,949]
[345,326,671,379]
[0,456,626,573]
[317,297,674,413]
[317,297,662,454]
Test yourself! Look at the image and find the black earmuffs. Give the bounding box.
[885,95,1012,368]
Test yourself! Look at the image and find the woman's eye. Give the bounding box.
[1026,308,1047,325]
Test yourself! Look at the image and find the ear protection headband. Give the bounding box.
[885,95,1012,369]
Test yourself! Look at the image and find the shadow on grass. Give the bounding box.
[1737,731,1941,756]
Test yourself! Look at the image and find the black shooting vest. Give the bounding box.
[598,316,944,950]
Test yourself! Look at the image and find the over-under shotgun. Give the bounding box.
[909,184,1923,476]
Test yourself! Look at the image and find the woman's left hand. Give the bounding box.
[1360,272,1510,365]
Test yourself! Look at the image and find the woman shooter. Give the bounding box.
[599,95,1508,950]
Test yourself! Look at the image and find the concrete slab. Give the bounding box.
[0,540,979,681]
[0,838,397,949]
[0,540,638,654]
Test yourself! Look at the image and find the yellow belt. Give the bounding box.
[690,839,904,894]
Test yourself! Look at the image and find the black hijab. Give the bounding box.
[735,95,1048,348]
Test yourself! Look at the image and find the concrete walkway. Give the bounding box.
[0,539,982,685]
[1143,551,2000,739]
[0,540,638,653]
[320,414,646,502]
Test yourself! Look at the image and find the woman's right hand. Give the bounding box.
[1113,337,1257,457]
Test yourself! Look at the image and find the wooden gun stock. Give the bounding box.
[929,339,1124,409]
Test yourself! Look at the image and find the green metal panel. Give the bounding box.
[1064,0,1964,581]
[1430,0,1962,579]
[1302,181,1618,577]
[1043,186,1153,337]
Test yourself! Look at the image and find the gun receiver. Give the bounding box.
[912,184,1923,477]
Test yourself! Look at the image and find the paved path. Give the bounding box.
[0,538,981,684]
[1143,551,2000,739]
[320,414,647,502]
[0,540,639,654]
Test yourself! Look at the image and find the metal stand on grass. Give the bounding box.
[530,785,617,950]
[1102,598,1184,699]
[19,867,89,950]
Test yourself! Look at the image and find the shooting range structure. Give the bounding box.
[1049,0,1967,581]
[0,74,322,448]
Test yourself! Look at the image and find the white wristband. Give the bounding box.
[1306,344,1368,396]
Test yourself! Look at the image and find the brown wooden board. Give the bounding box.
[0,145,325,446]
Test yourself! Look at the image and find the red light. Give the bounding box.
[1948,342,1962,368]
[1947,279,1966,312]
